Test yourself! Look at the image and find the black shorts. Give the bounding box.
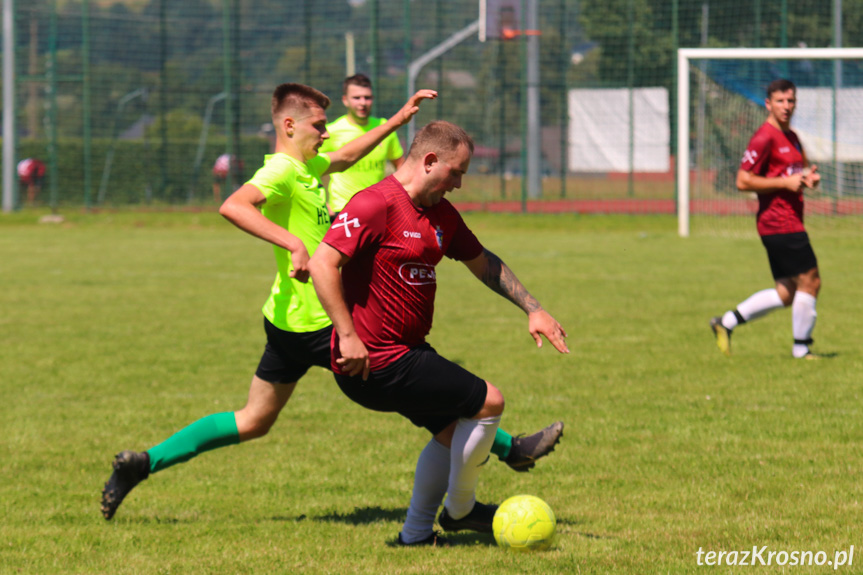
[761,231,818,280]
[254,318,333,384]
[333,344,488,435]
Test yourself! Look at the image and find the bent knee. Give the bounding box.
[235,411,279,441]
[793,269,821,298]
[809,276,822,296]
[481,382,505,417]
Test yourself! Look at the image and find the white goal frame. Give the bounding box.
[676,47,863,237]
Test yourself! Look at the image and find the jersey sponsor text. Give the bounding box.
[399,263,437,285]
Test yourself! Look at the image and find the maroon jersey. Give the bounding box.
[322,175,484,373]
[17,158,45,185]
[212,154,243,178]
[740,122,806,236]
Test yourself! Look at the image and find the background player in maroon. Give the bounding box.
[17,158,45,206]
[212,153,243,202]
[309,121,569,546]
[710,79,822,359]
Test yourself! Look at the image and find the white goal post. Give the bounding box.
[676,47,863,237]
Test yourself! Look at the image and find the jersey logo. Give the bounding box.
[778,146,791,153]
[435,226,443,250]
[331,211,360,237]
[741,149,758,165]
[402,230,422,239]
[398,262,437,285]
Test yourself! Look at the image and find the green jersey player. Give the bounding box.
[320,74,404,215]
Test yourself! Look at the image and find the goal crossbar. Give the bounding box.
[676,47,863,237]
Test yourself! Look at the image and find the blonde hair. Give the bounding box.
[408,121,474,161]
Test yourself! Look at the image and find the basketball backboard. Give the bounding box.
[479,0,521,42]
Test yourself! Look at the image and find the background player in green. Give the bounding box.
[101,83,562,521]
[319,74,404,217]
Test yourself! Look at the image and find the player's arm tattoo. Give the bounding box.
[481,248,542,314]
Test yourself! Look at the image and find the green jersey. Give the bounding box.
[248,152,333,333]
[319,115,404,212]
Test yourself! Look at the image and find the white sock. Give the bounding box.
[723,288,785,329]
[399,438,450,544]
[444,416,501,519]
[721,310,739,330]
[792,291,817,358]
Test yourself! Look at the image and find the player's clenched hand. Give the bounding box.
[528,310,569,354]
[802,165,821,189]
[393,90,438,126]
[786,172,805,193]
[289,245,311,283]
[337,333,371,380]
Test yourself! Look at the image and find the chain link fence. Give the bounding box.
[4,0,861,212]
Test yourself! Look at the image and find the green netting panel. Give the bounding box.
[7,0,863,212]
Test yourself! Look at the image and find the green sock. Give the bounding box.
[491,428,513,460]
[147,412,240,474]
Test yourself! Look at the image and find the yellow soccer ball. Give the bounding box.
[492,495,556,552]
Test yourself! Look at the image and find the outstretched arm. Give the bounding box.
[324,89,437,175]
[462,248,569,354]
[219,184,311,282]
[308,243,371,380]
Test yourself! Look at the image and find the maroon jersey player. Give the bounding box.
[212,154,244,202]
[309,121,569,546]
[17,158,45,205]
[710,79,822,359]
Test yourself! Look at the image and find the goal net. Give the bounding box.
[677,48,863,237]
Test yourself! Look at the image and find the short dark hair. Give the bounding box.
[408,120,475,161]
[767,78,796,98]
[271,83,330,119]
[343,74,372,95]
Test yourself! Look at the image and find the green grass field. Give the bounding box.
[1,210,861,574]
